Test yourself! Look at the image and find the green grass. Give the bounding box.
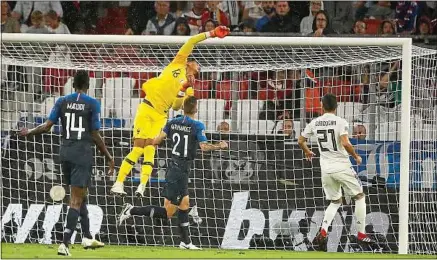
[2,243,435,259]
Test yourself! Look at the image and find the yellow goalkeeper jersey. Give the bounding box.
[141,33,207,115]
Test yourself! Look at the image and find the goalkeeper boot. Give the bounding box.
[110,181,127,196]
[57,243,71,256]
[82,237,105,249]
[118,203,134,225]
[179,242,201,250]
[135,183,146,198]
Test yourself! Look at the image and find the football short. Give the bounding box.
[60,143,93,188]
[133,101,168,140]
[61,161,92,188]
[322,167,363,201]
[162,160,190,206]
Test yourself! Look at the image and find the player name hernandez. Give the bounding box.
[170,124,192,133]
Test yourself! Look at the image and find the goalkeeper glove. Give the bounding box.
[209,26,230,38]
[186,87,194,97]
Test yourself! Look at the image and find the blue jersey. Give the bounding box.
[48,92,101,144]
[163,116,207,161]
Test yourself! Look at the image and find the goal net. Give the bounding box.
[1,34,436,255]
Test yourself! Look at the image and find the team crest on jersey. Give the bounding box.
[172,69,181,78]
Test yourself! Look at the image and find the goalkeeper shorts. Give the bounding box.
[133,102,167,140]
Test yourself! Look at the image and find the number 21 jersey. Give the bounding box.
[302,113,351,174]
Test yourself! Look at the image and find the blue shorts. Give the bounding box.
[60,142,93,188]
[162,160,190,205]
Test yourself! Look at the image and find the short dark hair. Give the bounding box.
[322,93,337,112]
[183,96,198,115]
[73,70,89,90]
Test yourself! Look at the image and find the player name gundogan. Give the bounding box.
[315,120,337,126]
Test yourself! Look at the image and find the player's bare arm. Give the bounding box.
[19,120,55,137]
[91,131,115,175]
[199,141,228,152]
[298,136,316,161]
[152,131,167,146]
[339,134,362,165]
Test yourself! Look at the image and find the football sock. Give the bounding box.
[63,208,80,246]
[178,209,191,244]
[130,206,167,219]
[79,203,92,239]
[117,147,144,182]
[140,146,155,184]
[355,197,366,234]
[321,202,341,235]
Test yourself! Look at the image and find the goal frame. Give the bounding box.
[1,34,413,254]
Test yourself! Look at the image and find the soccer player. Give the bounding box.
[110,26,230,197]
[118,96,228,249]
[19,71,115,256]
[297,93,375,251]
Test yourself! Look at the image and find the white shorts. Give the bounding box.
[322,168,363,201]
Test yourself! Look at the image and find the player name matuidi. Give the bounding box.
[171,124,191,132]
[67,103,85,111]
[315,120,337,126]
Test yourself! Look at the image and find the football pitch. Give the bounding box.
[1,243,435,259]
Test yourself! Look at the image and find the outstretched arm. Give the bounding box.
[171,26,230,64]
[19,120,55,137]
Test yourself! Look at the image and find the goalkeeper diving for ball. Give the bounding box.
[118,96,228,249]
[111,26,230,197]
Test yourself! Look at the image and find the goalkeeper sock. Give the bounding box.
[140,146,155,184]
[130,206,167,219]
[178,209,191,244]
[63,208,80,246]
[117,147,144,183]
[79,203,92,239]
[355,197,366,234]
[321,202,341,235]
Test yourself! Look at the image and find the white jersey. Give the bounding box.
[302,113,352,174]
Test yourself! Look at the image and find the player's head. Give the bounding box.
[186,61,200,77]
[73,70,90,92]
[322,93,337,113]
[183,96,198,116]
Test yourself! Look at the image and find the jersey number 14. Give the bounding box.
[65,112,85,140]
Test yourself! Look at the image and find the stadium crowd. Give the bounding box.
[2,1,437,37]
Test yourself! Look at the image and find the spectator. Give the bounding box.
[352,19,367,35]
[242,1,264,20]
[255,1,275,32]
[366,1,394,20]
[352,124,367,140]
[12,1,62,33]
[45,10,69,34]
[220,1,241,29]
[236,18,256,33]
[26,10,50,34]
[259,70,294,120]
[126,2,156,35]
[142,1,175,35]
[324,1,354,34]
[395,1,419,34]
[173,17,191,36]
[201,1,229,27]
[312,10,335,36]
[300,1,324,35]
[61,1,97,34]
[416,16,432,36]
[183,1,206,35]
[261,1,300,33]
[202,19,218,32]
[278,119,295,139]
[354,1,369,20]
[217,121,230,133]
[378,20,396,35]
[378,61,401,108]
[1,1,20,33]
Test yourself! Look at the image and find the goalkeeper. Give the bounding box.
[111,26,230,197]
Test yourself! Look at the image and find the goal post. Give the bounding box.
[1,33,436,255]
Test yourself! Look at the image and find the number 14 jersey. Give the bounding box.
[302,113,352,174]
[48,92,101,144]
